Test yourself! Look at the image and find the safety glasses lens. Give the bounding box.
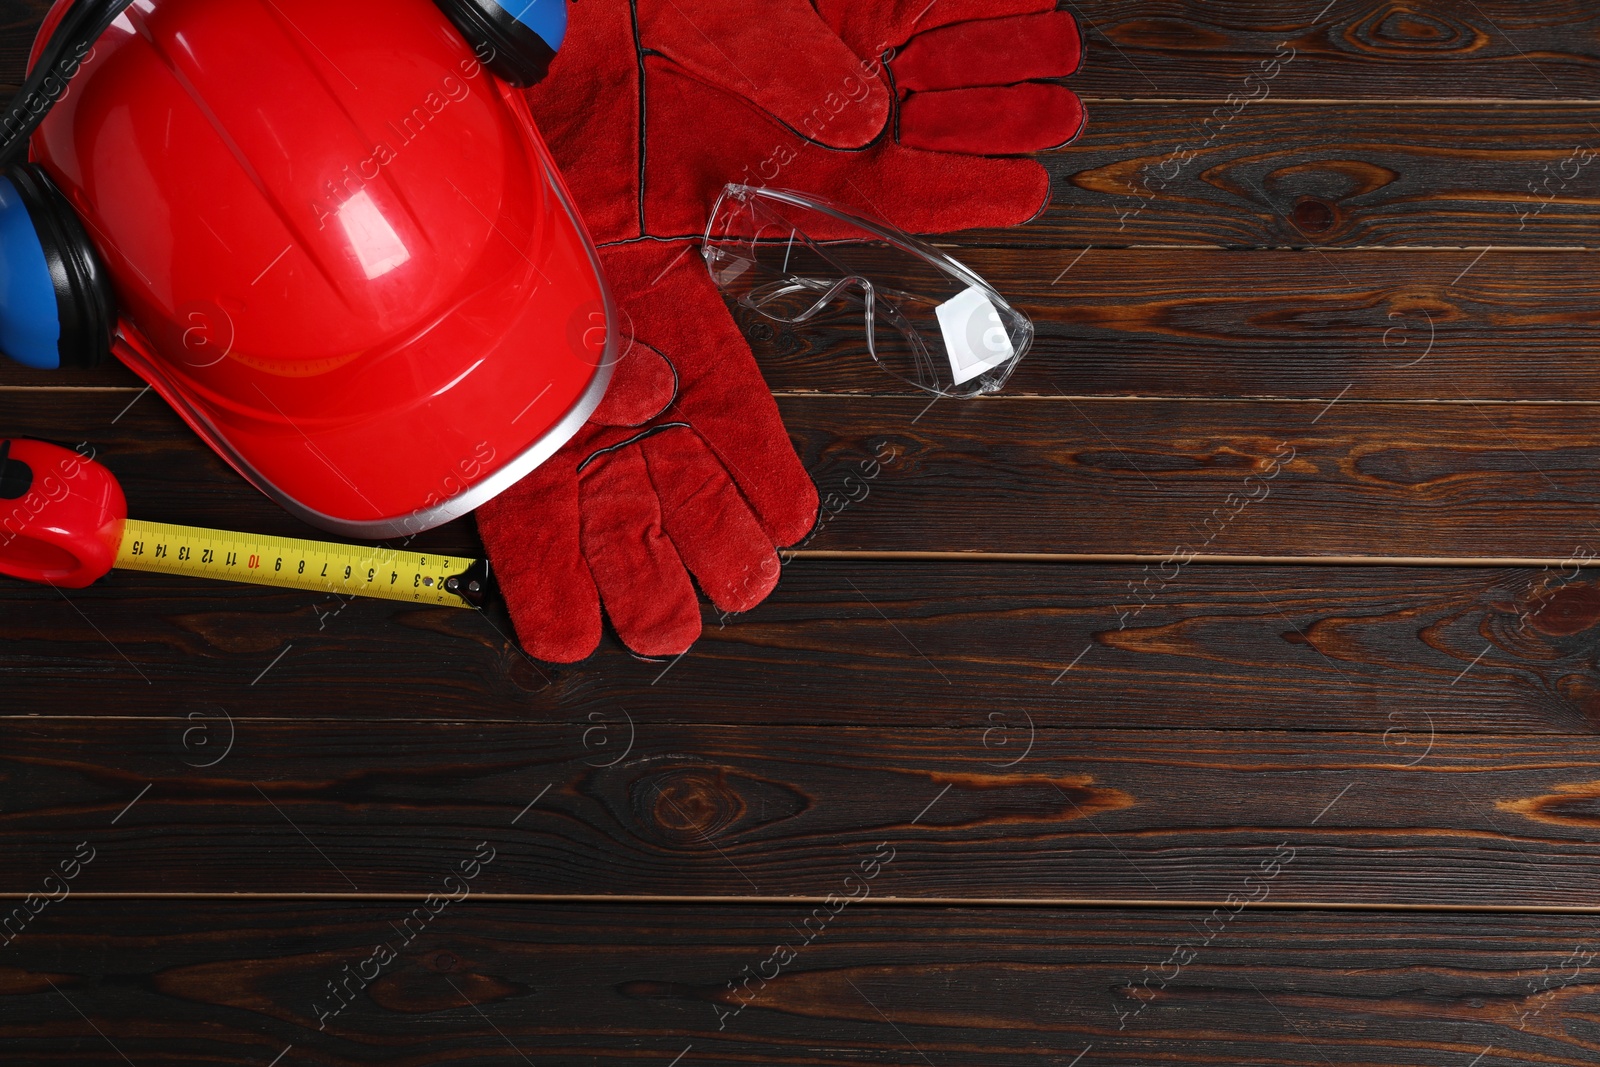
[704,186,1031,398]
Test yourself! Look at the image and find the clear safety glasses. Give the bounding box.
[703,185,1032,398]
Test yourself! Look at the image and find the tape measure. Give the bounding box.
[115,520,484,607]
[0,438,488,608]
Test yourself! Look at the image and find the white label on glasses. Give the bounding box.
[935,286,1015,386]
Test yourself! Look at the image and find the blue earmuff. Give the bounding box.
[0,164,113,369]
[0,174,61,369]
[433,0,567,87]
[0,0,132,372]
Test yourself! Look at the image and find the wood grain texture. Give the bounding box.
[1,901,1597,1064]
[0,0,1595,1059]
[748,248,1600,399]
[12,388,1600,562]
[6,554,1600,730]
[1037,103,1600,247]
[796,397,1600,559]
[8,720,1600,905]
[0,0,44,94]
[14,246,1600,399]
[1070,0,1600,100]
[8,388,1600,733]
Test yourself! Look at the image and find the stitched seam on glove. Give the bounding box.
[576,421,692,474]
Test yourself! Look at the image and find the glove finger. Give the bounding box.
[814,0,1056,56]
[475,464,601,664]
[797,143,1053,231]
[641,427,782,614]
[638,0,889,149]
[895,11,1083,92]
[579,444,703,657]
[900,84,1087,155]
[639,60,1052,237]
[601,243,821,547]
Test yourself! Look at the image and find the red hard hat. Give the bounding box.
[27,0,615,537]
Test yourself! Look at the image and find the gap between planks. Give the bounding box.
[3,718,1589,735]
[766,395,1600,405]
[1076,97,1600,106]
[20,385,1600,407]
[787,550,1600,569]
[23,893,1600,915]
[15,90,1599,106]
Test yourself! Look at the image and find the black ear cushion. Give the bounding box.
[433,0,558,87]
[0,440,32,500]
[8,163,112,369]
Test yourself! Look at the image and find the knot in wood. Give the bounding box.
[1528,581,1600,637]
[1355,7,1483,53]
[1292,196,1338,235]
[641,767,745,843]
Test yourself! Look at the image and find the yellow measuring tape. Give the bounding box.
[114,519,482,608]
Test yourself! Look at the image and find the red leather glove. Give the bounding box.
[476,0,1086,662]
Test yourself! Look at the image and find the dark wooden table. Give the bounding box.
[7,1,1600,1063]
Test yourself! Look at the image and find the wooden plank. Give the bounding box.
[0,0,44,94]
[744,249,1600,400]
[0,901,1596,1064]
[11,388,1600,560]
[112,243,1462,400]
[1035,103,1600,247]
[3,557,1597,730]
[8,719,1600,905]
[9,3,1600,101]
[15,246,1600,400]
[1070,0,1600,100]
[796,396,1600,559]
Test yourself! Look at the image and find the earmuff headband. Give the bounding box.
[0,0,137,166]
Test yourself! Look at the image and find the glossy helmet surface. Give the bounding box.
[21,0,613,537]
